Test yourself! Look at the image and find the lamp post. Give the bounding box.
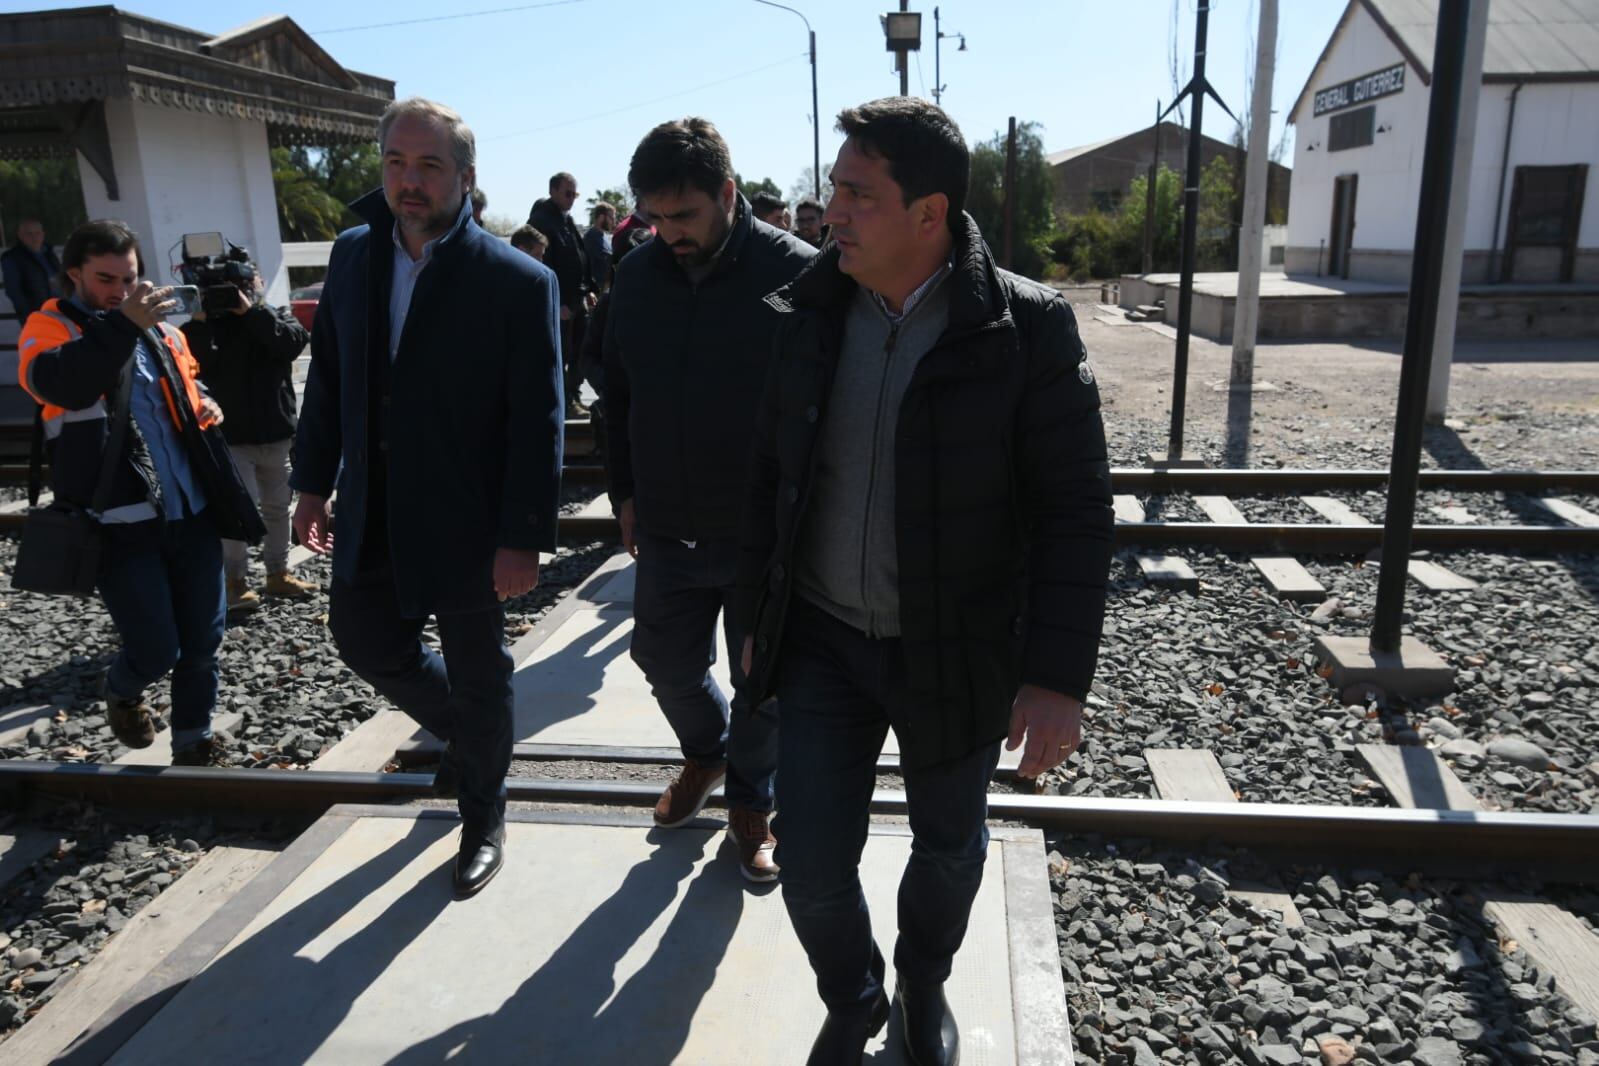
[882,4,922,97]
[933,7,965,107]
[753,0,821,198]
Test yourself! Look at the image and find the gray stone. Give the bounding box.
[1439,737,1486,760]
[1412,1037,1463,1066]
[1488,738,1552,771]
[10,946,42,969]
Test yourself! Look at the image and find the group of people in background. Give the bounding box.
[9,88,1112,1066]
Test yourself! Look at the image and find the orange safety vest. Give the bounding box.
[18,297,217,435]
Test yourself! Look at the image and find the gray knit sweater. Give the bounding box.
[793,276,951,637]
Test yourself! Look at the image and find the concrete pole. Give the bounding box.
[1424,0,1489,421]
[1230,0,1276,389]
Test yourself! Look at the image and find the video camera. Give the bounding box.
[176,232,257,315]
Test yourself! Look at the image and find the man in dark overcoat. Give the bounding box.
[737,97,1113,1064]
[292,97,563,899]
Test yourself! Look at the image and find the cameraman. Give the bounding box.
[181,269,312,613]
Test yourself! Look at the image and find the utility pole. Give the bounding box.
[1142,100,1160,275]
[900,0,910,96]
[1002,116,1017,269]
[1371,0,1473,655]
[753,1,821,199]
[1229,0,1276,390]
[1155,0,1236,464]
[933,7,965,107]
[1424,0,1489,421]
[882,2,921,97]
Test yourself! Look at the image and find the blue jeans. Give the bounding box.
[774,597,1001,1012]
[328,546,513,838]
[630,532,777,812]
[96,513,226,751]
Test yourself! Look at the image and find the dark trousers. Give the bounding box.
[630,532,777,812]
[561,310,591,405]
[328,541,513,838]
[774,597,1001,1012]
[97,513,226,751]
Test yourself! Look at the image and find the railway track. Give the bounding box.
[4,759,1598,882]
[3,529,1597,1061]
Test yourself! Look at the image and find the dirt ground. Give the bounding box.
[1053,283,1599,470]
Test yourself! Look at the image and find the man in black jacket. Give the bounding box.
[2,218,61,319]
[183,275,312,613]
[528,173,595,417]
[736,97,1113,1065]
[605,117,815,883]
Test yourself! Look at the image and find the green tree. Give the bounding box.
[271,144,383,242]
[789,165,831,204]
[322,142,381,208]
[588,187,632,216]
[0,157,86,247]
[1196,154,1237,271]
[735,173,783,203]
[966,121,1055,279]
[271,147,345,242]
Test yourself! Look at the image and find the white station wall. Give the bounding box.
[1287,3,1426,254]
[77,97,289,307]
[1291,3,1599,276]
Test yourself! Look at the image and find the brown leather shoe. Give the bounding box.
[727,805,779,883]
[264,571,316,599]
[225,578,261,615]
[106,692,156,749]
[654,759,726,828]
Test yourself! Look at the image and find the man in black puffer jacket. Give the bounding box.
[183,275,311,613]
[604,117,815,884]
[735,97,1113,1066]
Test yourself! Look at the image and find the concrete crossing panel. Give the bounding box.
[104,811,1055,1064]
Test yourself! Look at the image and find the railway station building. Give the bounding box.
[0,6,393,305]
[1286,0,1599,286]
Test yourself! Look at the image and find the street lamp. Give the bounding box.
[752,0,821,199]
[933,7,966,107]
[881,8,922,96]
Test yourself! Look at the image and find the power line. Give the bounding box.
[913,50,927,98]
[311,0,583,36]
[485,53,808,141]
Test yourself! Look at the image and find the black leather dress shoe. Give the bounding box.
[806,989,889,1066]
[895,981,959,1066]
[431,741,459,799]
[452,830,504,900]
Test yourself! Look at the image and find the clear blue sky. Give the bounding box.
[24,0,1349,219]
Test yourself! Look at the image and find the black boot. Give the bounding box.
[806,990,889,1066]
[895,980,959,1066]
[453,825,504,900]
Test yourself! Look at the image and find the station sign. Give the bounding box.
[1313,64,1406,117]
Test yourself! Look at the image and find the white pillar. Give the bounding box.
[76,98,289,307]
[1229,0,1276,388]
[1424,0,1490,422]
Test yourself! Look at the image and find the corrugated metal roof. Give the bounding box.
[1368,0,1599,78]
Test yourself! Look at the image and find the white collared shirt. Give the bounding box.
[389,224,443,362]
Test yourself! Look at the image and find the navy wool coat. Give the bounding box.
[291,190,564,616]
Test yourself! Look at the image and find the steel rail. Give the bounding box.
[6,762,1598,879]
[6,465,1597,492]
[2,512,1594,552]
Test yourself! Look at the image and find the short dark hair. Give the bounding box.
[549,172,575,192]
[589,202,617,224]
[470,187,488,211]
[750,191,787,218]
[794,195,824,215]
[835,97,968,228]
[627,117,734,202]
[510,224,548,252]
[60,219,141,295]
